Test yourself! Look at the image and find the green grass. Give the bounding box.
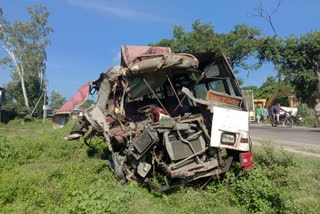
[0,120,320,213]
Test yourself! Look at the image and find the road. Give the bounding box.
[250,124,320,156]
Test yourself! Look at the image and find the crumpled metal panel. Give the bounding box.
[55,81,91,115]
[127,53,199,76]
[121,45,171,67]
[52,114,70,129]
[84,106,109,133]
[96,66,126,111]
[109,152,126,177]
[129,125,158,160]
[137,162,152,178]
[165,133,206,161]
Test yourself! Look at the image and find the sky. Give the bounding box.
[0,0,319,99]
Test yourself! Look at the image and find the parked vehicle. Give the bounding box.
[53,46,253,191]
[243,90,255,122]
[292,114,304,126]
[46,109,57,119]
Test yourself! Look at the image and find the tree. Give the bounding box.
[242,77,279,99]
[242,85,258,93]
[49,90,66,109]
[3,75,44,118]
[150,20,261,72]
[250,0,320,103]
[252,0,280,36]
[254,76,279,99]
[81,99,95,109]
[254,32,320,103]
[0,5,53,113]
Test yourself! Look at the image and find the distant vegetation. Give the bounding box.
[49,90,67,109]
[0,5,52,120]
[0,120,319,213]
[242,76,293,106]
[81,99,95,109]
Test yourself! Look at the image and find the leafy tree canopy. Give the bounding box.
[150,20,261,72]
[49,90,66,109]
[255,32,320,103]
[81,99,95,109]
[242,76,279,99]
[254,76,279,99]
[3,76,44,118]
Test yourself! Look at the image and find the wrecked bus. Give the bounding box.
[53,45,253,191]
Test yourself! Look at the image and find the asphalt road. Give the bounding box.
[250,124,320,150]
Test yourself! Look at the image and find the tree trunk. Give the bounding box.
[18,69,30,111]
[3,47,30,112]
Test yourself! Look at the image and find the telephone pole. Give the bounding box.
[43,81,47,123]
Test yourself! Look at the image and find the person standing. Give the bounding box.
[314,99,320,128]
[272,103,281,124]
[255,105,262,124]
[262,106,269,123]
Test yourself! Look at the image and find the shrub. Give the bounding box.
[254,139,297,168]
[229,167,286,212]
[0,139,21,170]
[297,103,315,126]
[66,180,133,214]
[85,138,110,159]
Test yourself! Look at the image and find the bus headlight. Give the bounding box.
[221,133,236,145]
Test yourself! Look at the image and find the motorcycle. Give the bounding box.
[270,110,293,128]
[292,114,304,126]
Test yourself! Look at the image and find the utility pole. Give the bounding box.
[43,81,47,123]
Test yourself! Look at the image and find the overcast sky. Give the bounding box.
[1,0,319,99]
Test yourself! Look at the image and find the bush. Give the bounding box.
[86,138,110,159]
[254,139,297,168]
[229,167,286,212]
[209,139,299,213]
[66,180,133,214]
[297,103,315,126]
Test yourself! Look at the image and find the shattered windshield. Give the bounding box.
[193,62,241,99]
[194,80,226,99]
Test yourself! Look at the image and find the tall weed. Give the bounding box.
[297,103,316,126]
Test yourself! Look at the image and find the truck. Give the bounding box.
[242,90,255,122]
[53,46,253,191]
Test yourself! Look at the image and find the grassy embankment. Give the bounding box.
[0,119,320,213]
